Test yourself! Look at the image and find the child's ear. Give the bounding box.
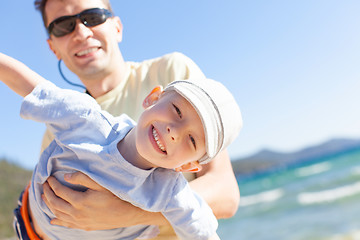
[143,86,163,108]
[175,161,202,173]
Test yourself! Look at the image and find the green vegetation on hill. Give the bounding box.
[232,138,360,177]
[0,159,32,239]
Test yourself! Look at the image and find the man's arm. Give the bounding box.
[43,149,239,230]
[43,174,169,230]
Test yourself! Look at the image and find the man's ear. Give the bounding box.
[47,38,61,60]
[143,86,163,108]
[175,161,203,173]
[112,16,123,43]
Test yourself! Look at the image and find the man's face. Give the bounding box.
[136,91,206,169]
[45,0,123,79]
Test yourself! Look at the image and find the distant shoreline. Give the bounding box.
[232,138,360,181]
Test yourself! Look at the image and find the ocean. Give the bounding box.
[218,149,360,240]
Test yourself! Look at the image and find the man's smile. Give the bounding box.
[75,47,100,57]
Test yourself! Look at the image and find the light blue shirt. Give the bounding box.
[21,81,217,240]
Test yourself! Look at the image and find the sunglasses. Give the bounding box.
[47,8,113,37]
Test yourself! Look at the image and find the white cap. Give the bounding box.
[164,78,242,164]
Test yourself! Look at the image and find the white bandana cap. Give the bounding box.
[164,78,242,164]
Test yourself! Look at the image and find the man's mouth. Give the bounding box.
[75,47,100,57]
[152,127,166,153]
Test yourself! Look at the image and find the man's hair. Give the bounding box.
[34,0,114,29]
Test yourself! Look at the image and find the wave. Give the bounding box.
[295,162,332,177]
[298,181,360,205]
[351,166,360,175]
[328,230,360,240]
[239,188,284,207]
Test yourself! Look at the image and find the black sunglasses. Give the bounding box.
[47,8,113,37]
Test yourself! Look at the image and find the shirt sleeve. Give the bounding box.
[162,176,218,240]
[20,81,116,145]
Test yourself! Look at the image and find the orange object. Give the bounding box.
[20,183,41,240]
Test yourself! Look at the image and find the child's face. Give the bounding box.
[136,90,206,169]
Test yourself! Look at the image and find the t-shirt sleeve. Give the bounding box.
[162,176,218,240]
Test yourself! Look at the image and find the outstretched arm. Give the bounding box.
[0,53,45,97]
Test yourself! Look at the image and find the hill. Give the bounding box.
[231,138,360,178]
[0,159,32,239]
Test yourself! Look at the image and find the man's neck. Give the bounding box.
[81,56,127,99]
[84,73,122,98]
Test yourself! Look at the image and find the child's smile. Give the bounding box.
[151,126,167,154]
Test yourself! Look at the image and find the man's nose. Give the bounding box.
[73,20,93,40]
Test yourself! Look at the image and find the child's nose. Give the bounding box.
[167,126,179,141]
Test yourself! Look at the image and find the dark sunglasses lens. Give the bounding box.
[51,17,76,37]
[48,9,111,37]
[81,11,107,27]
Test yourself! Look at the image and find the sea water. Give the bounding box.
[218,149,360,240]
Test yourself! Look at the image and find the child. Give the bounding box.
[0,53,242,240]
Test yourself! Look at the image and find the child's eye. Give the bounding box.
[190,135,196,149]
[172,104,182,118]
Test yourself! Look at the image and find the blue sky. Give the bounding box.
[1,1,360,170]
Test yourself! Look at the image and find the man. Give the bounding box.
[34,0,240,238]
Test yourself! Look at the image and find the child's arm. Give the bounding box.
[0,53,46,97]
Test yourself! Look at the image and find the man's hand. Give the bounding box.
[42,172,166,231]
